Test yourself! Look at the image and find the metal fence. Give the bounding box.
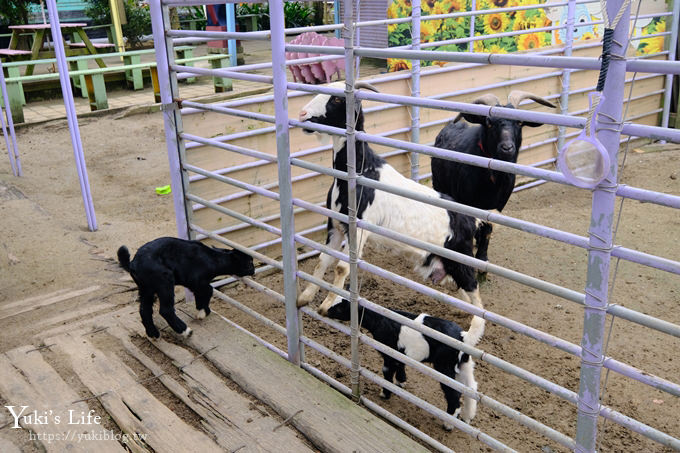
[148,0,680,450]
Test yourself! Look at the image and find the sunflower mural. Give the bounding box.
[386,0,668,72]
[387,0,555,71]
[635,17,666,56]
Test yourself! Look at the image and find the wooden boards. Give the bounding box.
[7,305,429,452]
[47,331,223,453]
[178,311,430,453]
[0,345,125,453]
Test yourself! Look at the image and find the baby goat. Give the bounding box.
[298,82,483,314]
[326,296,484,429]
[432,92,556,271]
[118,237,255,338]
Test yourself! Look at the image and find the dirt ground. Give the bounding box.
[1,112,679,452]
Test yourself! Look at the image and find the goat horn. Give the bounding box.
[472,93,501,106]
[507,90,556,108]
[354,81,380,93]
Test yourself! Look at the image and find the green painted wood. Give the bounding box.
[69,58,88,97]
[85,73,108,111]
[123,54,143,90]
[176,47,196,84]
[210,55,232,93]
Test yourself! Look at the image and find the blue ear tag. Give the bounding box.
[558,92,611,188]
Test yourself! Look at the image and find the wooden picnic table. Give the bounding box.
[2,23,114,76]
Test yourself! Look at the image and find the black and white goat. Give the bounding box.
[432,92,556,269]
[297,82,483,315]
[118,237,255,338]
[326,296,484,429]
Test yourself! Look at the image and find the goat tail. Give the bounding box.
[117,246,131,273]
[463,289,485,348]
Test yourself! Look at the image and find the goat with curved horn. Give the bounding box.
[354,81,380,92]
[432,90,556,280]
[472,93,502,106]
[453,93,502,123]
[507,90,556,109]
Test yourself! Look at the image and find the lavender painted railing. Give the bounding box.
[0,60,21,177]
[151,0,680,451]
[45,0,97,231]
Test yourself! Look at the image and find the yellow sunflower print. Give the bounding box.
[487,43,508,53]
[483,13,510,34]
[517,32,546,50]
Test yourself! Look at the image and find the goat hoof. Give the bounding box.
[443,422,454,432]
[196,309,207,320]
[181,327,193,338]
[379,390,390,400]
[146,329,161,339]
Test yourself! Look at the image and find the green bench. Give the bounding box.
[1,46,233,123]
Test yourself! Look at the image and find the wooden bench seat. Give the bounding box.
[68,42,116,49]
[0,49,33,56]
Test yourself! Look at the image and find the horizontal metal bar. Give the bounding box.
[210,306,289,360]
[186,157,680,337]
[290,227,680,398]
[303,305,575,449]
[171,64,273,84]
[167,28,270,41]
[297,330,514,451]
[202,224,680,448]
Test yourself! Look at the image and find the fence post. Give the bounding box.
[149,0,192,240]
[660,0,680,130]
[557,0,576,152]
[574,0,630,449]
[343,0,362,401]
[469,0,476,52]
[45,0,97,232]
[270,0,302,366]
[410,0,421,181]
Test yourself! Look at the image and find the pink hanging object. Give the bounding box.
[285,32,344,84]
[309,35,326,82]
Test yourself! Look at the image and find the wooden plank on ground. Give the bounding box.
[178,313,429,453]
[48,332,223,453]
[111,323,315,453]
[0,346,125,453]
[33,302,114,331]
[0,286,101,320]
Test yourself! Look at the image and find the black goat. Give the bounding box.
[118,237,255,338]
[432,92,556,270]
[297,82,484,315]
[326,296,484,429]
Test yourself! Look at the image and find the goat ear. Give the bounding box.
[520,121,543,128]
[459,112,488,125]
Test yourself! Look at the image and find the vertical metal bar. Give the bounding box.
[226,3,237,67]
[660,0,680,129]
[45,0,97,232]
[334,0,341,38]
[557,0,576,152]
[270,0,302,366]
[343,0,361,401]
[410,0,421,181]
[0,60,21,177]
[469,0,476,53]
[150,0,192,239]
[574,0,630,450]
